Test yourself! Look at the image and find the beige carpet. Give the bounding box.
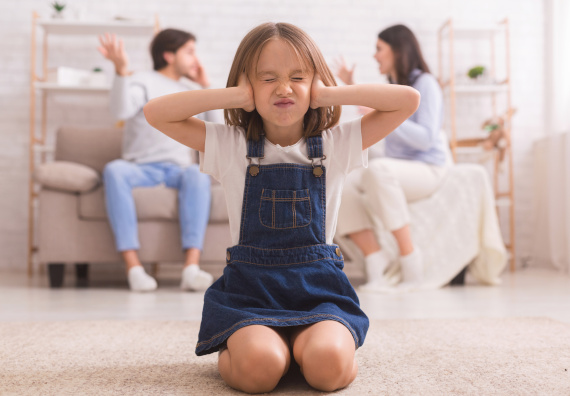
[1,318,569,395]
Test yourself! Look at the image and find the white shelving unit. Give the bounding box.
[437,18,516,271]
[28,11,160,277]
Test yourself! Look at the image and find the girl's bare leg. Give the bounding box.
[290,321,357,392]
[218,325,291,394]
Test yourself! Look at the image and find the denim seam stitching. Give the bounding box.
[292,190,296,228]
[229,256,342,267]
[234,243,337,251]
[196,313,358,348]
[239,169,252,243]
[259,195,312,230]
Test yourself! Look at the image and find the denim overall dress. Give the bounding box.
[195,134,369,356]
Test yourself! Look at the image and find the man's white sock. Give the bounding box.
[128,266,157,292]
[181,264,213,291]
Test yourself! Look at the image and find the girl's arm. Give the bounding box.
[143,75,254,152]
[311,78,420,150]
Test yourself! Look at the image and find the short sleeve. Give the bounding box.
[199,121,246,181]
[326,117,368,175]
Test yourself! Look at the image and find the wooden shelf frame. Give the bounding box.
[28,11,160,277]
[437,18,516,272]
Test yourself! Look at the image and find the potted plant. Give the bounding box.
[467,65,487,84]
[51,1,66,19]
[89,67,107,86]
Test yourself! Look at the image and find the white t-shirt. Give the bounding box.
[199,118,367,246]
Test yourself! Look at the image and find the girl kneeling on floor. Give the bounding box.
[144,22,419,394]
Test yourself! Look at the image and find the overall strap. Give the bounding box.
[247,135,265,159]
[307,134,325,177]
[307,134,324,159]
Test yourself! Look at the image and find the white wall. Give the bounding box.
[0,0,544,270]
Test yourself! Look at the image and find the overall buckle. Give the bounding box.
[311,155,326,177]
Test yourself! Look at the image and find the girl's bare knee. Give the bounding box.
[223,344,290,394]
[300,342,356,391]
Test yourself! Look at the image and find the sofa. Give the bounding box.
[36,126,507,290]
[35,126,232,288]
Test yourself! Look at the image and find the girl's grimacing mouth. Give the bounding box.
[273,98,295,108]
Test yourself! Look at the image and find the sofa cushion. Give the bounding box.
[55,127,123,173]
[79,182,229,223]
[34,161,101,193]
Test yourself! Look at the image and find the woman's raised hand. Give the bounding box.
[97,33,129,76]
[333,56,355,85]
[237,73,255,112]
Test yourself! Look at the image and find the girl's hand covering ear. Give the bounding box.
[238,73,255,112]
[310,74,326,109]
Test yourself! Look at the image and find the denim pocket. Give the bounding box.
[259,188,312,229]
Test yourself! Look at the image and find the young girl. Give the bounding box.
[144,22,419,394]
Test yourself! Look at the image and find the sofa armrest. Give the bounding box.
[34,161,101,193]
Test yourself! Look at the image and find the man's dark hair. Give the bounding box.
[150,28,196,71]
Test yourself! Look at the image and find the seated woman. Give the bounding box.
[335,24,450,292]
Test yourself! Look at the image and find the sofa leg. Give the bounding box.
[75,263,89,288]
[151,262,159,278]
[48,263,65,288]
[449,266,467,286]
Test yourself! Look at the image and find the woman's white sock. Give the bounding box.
[364,250,391,283]
[127,266,157,292]
[400,248,424,284]
[359,250,392,292]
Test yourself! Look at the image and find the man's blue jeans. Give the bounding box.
[102,160,211,252]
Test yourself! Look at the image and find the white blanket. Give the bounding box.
[337,163,508,289]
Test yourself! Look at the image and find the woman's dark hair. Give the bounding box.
[150,28,196,71]
[378,25,430,86]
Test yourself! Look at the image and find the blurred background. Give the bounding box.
[0,0,568,277]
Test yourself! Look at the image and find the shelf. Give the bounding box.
[34,81,110,94]
[38,19,155,36]
[33,146,55,153]
[444,84,508,93]
[495,197,512,208]
[441,26,505,39]
[455,146,486,155]
[438,18,515,271]
[27,11,161,278]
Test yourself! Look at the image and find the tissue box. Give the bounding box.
[47,67,107,87]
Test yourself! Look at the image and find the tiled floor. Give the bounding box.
[1,267,569,323]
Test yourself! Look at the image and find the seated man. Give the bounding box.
[98,28,213,292]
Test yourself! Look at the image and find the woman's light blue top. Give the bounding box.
[384,69,447,166]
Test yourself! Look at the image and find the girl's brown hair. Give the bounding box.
[378,24,431,86]
[224,22,341,141]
